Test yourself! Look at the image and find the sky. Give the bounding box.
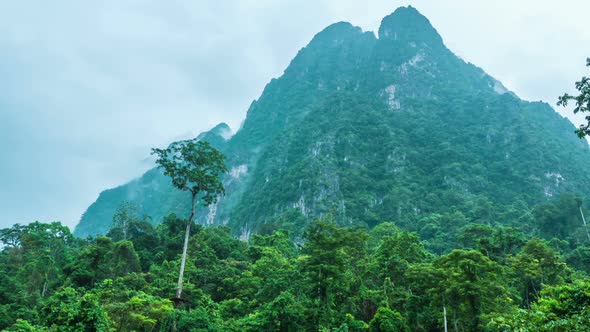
[1,0,589,230]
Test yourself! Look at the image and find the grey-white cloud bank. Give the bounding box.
[1,0,589,229]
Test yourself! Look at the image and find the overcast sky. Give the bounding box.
[1,0,589,230]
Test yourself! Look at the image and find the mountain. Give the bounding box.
[74,6,590,246]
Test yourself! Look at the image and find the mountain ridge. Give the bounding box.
[74,6,590,244]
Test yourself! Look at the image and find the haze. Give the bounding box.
[1,0,589,229]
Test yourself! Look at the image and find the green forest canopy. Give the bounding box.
[2,193,590,331]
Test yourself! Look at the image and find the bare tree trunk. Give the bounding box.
[41,280,48,298]
[579,206,590,242]
[443,304,448,332]
[176,193,196,300]
[123,219,128,240]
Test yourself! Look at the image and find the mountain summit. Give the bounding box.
[75,7,590,245]
[378,6,443,47]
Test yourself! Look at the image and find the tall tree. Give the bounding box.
[300,220,368,329]
[558,57,590,138]
[151,140,227,303]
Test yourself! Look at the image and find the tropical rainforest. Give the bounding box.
[3,205,590,331]
[3,6,590,332]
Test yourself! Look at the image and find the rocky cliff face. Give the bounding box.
[75,6,590,240]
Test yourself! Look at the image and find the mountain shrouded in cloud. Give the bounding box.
[75,6,590,244]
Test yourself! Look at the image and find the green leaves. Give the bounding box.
[558,57,590,138]
[151,139,227,205]
[40,287,110,332]
[2,217,590,331]
[509,238,568,307]
[489,278,590,331]
[369,307,409,332]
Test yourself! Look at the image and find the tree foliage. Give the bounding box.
[3,195,590,331]
[151,139,227,205]
[558,58,590,138]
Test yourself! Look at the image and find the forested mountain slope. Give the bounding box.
[75,6,590,245]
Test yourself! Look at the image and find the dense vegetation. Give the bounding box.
[3,192,590,331]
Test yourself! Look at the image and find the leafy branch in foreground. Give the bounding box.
[558,57,590,138]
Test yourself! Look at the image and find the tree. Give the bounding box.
[369,307,409,332]
[509,238,567,307]
[0,222,73,301]
[433,250,510,332]
[107,202,158,270]
[489,278,590,331]
[40,287,110,332]
[151,139,227,303]
[558,58,590,138]
[109,201,142,241]
[300,220,368,329]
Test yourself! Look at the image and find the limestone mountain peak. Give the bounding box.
[378,6,443,47]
